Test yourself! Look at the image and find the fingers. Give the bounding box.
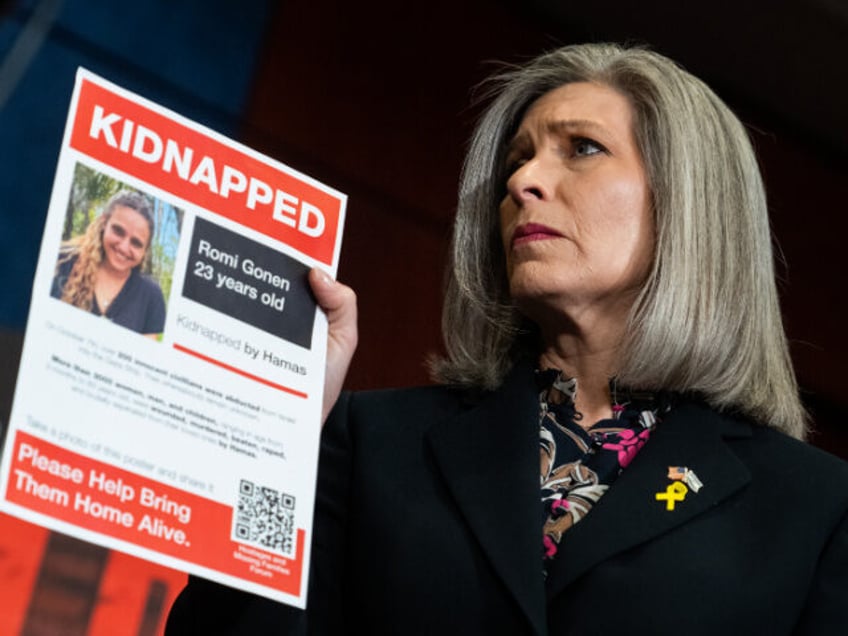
[309,268,358,423]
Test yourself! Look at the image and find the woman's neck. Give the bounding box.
[95,263,132,311]
[537,317,626,427]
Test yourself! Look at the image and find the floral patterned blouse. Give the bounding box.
[537,369,670,576]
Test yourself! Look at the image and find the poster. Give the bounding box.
[0,69,346,608]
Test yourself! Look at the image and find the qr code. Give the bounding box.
[232,479,296,557]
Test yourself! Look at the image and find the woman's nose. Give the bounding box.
[118,237,135,253]
[505,158,550,204]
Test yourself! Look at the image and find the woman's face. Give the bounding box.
[499,81,654,323]
[102,204,151,275]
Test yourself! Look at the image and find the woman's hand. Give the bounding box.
[309,268,358,423]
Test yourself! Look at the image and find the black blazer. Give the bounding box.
[167,362,848,634]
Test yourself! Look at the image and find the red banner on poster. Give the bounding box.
[70,79,341,266]
[5,431,304,595]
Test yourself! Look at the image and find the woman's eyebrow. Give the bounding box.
[546,119,610,137]
[506,118,612,155]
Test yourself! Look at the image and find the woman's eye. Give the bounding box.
[573,138,604,157]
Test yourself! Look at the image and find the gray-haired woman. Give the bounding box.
[168,43,847,634]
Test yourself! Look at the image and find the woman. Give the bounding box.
[167,43,848,634]
[51,189,166,337]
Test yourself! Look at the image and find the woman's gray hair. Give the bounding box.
[433,42,806,438]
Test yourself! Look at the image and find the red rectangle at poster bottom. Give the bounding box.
[4,430,304,597]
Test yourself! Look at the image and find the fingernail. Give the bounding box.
[317,269,333,286]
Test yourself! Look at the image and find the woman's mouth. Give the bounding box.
[511,223,563,247]
[108,248,134,265]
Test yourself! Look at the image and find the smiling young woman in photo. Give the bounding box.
[51,190,166,337]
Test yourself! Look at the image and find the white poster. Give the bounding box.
[0,68,346,608]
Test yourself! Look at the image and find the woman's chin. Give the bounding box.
[103,258,134,275]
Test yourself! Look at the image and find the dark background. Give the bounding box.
[0,0,846,633]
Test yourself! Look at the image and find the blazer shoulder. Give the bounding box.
[340,384,472,428]
[338,356,538,424]
[684,400,848,478]
[747,422,848,474]
[669,401,848,506]
[729,419,848,515]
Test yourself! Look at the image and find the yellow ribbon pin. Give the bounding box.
[655,481,688,510]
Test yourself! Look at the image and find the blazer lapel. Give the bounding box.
[426,361,547,636]
[545,401,753,599]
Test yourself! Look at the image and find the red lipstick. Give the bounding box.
[511,223,563,247]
